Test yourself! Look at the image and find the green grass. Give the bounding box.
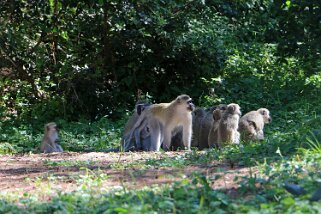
[0,158,320,214]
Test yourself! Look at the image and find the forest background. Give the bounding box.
[0,0,321,212]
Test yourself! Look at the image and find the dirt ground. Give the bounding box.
[0,152,256,199]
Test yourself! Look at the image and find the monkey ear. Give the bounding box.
[136,104,144,115]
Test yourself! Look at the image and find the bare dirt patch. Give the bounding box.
[0,152,257,198]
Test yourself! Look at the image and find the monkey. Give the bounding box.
[191,108,207,148]
[167,126,184,151]
[40,122,63,153]
[170,108,205,151]
[127,94,195,151]
[197,104,228,149]
[122,101,151,141]
[129,116,164,151]
[208,108,223,148]
[120,101,151,151]
[102,101,151,152]
[103,101,152,152]
[238,108,272,141]
[216,103,241,147]
[170,104,227,150]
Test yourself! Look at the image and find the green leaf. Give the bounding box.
[285,0,291,8]
[281,197,295,206]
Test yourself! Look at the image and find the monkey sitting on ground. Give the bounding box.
[121,101,151,151]
[171,104,227,150]
[215,103,241,147]
[104,101,152,152]
[191,108,207,148]
[169,108,204,151]
[128,94,195,151]
[208,108,224,148]
[40,122,63,153]
[197,104,227,150]
[238,108,272,141]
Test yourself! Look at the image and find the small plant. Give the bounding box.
[305,132,321,154]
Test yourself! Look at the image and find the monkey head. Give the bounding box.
[227,103,242,116]
[45,122,59,143]
[216,104,227,111]
[136,103,151,115]
[212,109,222,121]
[45,122,59,132]
[176,94,195,112]
[257,108,272,123]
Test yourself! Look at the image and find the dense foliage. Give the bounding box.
[1,0,320,122]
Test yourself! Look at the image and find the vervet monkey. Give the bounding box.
[171,108,206,150]
[128,94,195,151]
[168,126,184,151]
[191,108,206,148]
[239,108,272,141]
[104,102,152,152]
[168,104,227,151]
[216,103,241,147]
[40,122,63,153]
[208,108,223,148]
[122,101,151,140]
[198,104,227,149]
[120,101,151,151]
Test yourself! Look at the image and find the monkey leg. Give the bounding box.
[149,121,162,151]
[182,124,192,150]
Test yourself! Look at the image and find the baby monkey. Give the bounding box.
[40,122,63,153]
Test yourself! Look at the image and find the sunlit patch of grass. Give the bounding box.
[0,142,16,154]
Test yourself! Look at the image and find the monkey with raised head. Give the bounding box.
[239,108,272,141]
[216,103,241,147]
[128,94,195,151]
[40,122,63,153]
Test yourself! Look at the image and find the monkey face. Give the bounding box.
[46,122,59,132]
[227,103,241,116]
[267,117,272,123]
[258,108,272,124]
[187,99,195,112]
